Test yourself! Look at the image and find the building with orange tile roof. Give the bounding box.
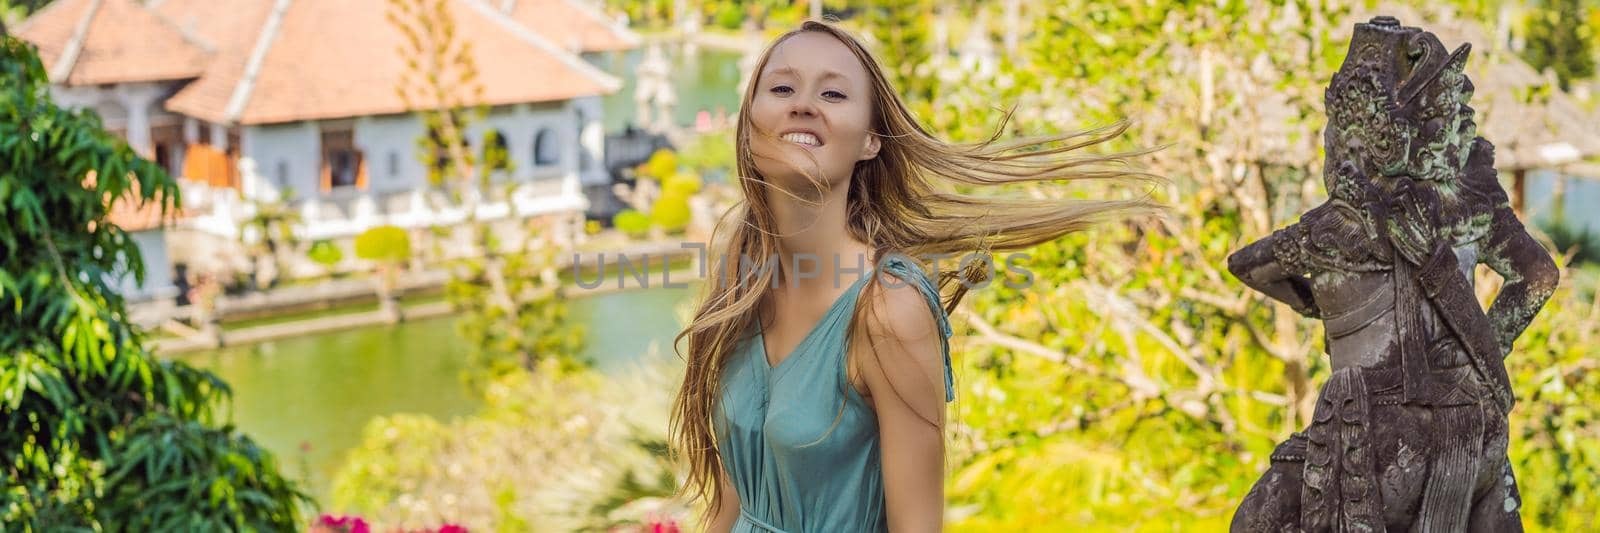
[501,0,641,54]
[16,0,637,300]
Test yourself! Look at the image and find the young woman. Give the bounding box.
[669,21,1155,532]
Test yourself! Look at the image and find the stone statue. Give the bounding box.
[634,44,676,133]
[1227,16,1559,532]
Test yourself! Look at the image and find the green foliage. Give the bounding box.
[637,148,679,181]
[0,0,49,26]
[445,222,586,383]
[389,0,493,192]
[244,190,301,253]
[331,357,685,531]
[632,147,709,235]
[862,0,936,103]
[613,209,652,238]
[649,193,692,234]
[1504,273,1600,528]
[243,188,302,288]
[353,225,412,264]
[922,1,1600,530]
[662,172,703,196]
[0,36,307,529]
[392,0,583,391]
[676,129,735,181]
[713,2,743,30]
[603,0,676,29]
[1522,0,1597,90]
[482,129,513,175]
[758,1,807,32]
[334,3,1600,530]
[608,0,854,31]
[308,240,346,269]
[1538,207,1600,266]
[948,221,1289,529]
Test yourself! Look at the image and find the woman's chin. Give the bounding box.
[756,162,830,188]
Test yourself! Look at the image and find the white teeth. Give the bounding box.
[781,133,821,146]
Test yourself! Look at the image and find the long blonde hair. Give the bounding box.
[668,20,1158,518]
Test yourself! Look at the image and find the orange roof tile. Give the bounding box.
[10,0,90,75]
[150,0,279,53]
[15,0,211,86]
[163,0,622,125]
[503,0,640,53]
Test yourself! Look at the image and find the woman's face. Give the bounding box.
[748,31,881,192]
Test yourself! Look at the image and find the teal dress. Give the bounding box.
[713,256,955,532]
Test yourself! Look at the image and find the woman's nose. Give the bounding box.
[788,98,817,117]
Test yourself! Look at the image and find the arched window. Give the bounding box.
[533,128,559,166]
[428,127,450,174]
[484,129,511,172]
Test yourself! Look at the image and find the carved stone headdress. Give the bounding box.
[1323,17,1480,197]
[1322,16,1502,251]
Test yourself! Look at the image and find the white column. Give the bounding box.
[577,97,607,187]
[123,91,154,158]
[209,122,229,151]
[183,117,200,144]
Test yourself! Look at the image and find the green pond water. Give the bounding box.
[172,45,740,507]
[585,46,746,132]
[174,285,696,505]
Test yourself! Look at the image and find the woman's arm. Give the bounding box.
[705,462,741,533]
[855,279,949,532]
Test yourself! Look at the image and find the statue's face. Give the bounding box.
[1323,17,1476,198]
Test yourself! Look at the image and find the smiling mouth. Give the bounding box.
[780,132,822,147]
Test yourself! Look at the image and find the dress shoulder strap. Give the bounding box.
[873,254,956,403]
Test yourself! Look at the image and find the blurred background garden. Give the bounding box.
[2,0,1597,531]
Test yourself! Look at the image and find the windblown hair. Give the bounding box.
[668,20,1159,520]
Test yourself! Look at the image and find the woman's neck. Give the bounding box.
[766,181,873,291]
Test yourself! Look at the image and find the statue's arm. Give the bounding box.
[1480,205,1560,357]
[1228,224,1321,318]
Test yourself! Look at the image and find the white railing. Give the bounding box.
[179,177,584,241]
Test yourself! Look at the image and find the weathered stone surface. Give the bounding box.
[1227,16,1559,532]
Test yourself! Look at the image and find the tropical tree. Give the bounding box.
[0,32,307,529]
[242,188,302,289]
[918,2,1600,529]
[0,0,51,27]
[447,215,586,382]
[308,239,346,276]
[1522,0,1596,90]
[388,0,579,371]
[355,225,412,323]
[333,355,683,532]
[860,0,937,102]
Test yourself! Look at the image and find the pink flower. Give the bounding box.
[438,525,469,533]
[314,514,370,533]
